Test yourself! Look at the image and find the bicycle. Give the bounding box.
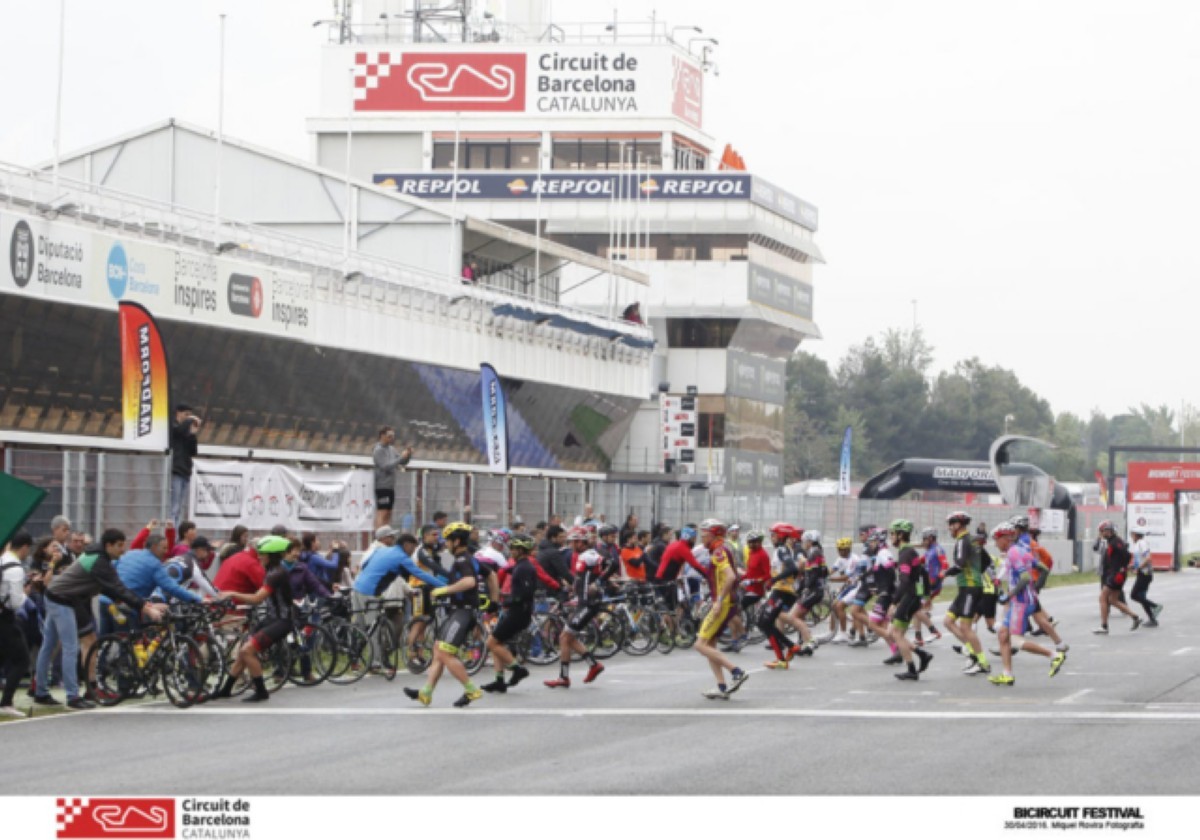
[405,598,490,676]
[86,604,210,709]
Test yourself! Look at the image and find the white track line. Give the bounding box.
[107,705,1200,722]
[1055,688,1094,705]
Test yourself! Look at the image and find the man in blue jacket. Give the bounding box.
[102,533,201,634]
[353,533,446,666]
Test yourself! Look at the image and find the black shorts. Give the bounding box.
[979,591,997,620]
[439,608,477,650]
[567,602,602,634]
[74,600,97,637]
[1103,577,1125,592]
[797,588,823,612]
[892,594,923,626]
[739,592,763,612]
[491,607,533,644]
[659,582,679,611]
[374,487,395,511]
[948,587,982,620]
[251,618,291,652]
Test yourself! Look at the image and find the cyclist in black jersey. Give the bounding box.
[404,522,486,708]
[888,519,933,681]
[480,536,536,694]
[214,535,295,703]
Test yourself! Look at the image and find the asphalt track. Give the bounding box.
[6,572,1200,795]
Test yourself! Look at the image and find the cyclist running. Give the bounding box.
[404,522,488,708]
[987,523,1067,686]
[846,530,882,646]
[724,530,770,652]
[480,535,536,694]
[784,530,824,656]
[1128,524,1163,626]
[761,523,803,669]
[214,536,297,704]
[912,527,944,646]
[889,520,934,681]
[826,537,865,644]
[544,547,613,689]
[693,519,749,699]
[1094,521,1141,634]
[942,511,990,675]
[976,527,1000,636]
[867,528,900,661]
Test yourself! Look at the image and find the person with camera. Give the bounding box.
[170,404,202,524]
[373,427,413,530]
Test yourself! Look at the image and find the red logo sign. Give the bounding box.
[355,51,527,112]
[671,57,703,128]
[57,798,175,839]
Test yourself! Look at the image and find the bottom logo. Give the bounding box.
[57,798,175,839]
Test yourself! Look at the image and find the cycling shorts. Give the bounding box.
[251,618,291,652]
[979,591,997,620]
[870,593,893,623]
[1002,600,1033,636]
[948,587,982,621]
[491,606,533,644]
[660,583,679,611]
[891,594,923,628]
[566,602,602,635]
[739,592,763,612]
[698,598,735,643]
[796,588,823,613]
[439,608,477,650]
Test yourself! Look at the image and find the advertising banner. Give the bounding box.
[190,460,375,533]
[838,426,853,496]
[726,349,788,406]
[480,363,509,474]
[661,395,697,469]
[375,171,751,202]
[119,301,171,451]
[0,472,48,546]
[349,44,702,127]
[747,261,814,321]
[1,211,91,303]
[1124,461,1200,570]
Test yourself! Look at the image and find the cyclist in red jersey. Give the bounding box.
[654,526,710,614]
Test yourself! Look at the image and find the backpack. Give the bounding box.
[0,560,23,616]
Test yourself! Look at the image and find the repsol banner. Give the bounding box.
[190,460,374,533]
[375,172,752,201]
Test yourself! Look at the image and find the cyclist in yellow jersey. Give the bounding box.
[693,519,749,699]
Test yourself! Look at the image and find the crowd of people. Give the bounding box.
[0,505,1168,713]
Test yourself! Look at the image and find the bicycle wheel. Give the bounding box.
[86,635,137,707]
[655,612,677,655]
[675,614,698,650]
[327,622,372,685]
[743,604,767,644]
[375,620,401,681]
[806,597,831,627]
[405,618,436,676]
[590,612,623,660]
[192,627,229,701]
[621,611,658,656]
[160,636,208,709]
[289,624,335,686]
[526,614,563,666]
[458,621,489,675]
[261,638,293,693]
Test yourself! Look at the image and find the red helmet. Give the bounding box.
[566,526,589,542]
[699,518,727,537]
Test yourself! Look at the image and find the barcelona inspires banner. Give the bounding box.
[480,363,510,474]
[119,301,171,450]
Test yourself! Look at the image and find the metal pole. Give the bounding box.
[344,67,355,260]
[214,13,226,239]
[52,0,66,188]
[534,142,543,300]
[448,110,461,281]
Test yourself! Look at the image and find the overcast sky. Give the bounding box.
[2,1,1197,420]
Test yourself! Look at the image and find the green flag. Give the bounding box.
[0,472,48,547]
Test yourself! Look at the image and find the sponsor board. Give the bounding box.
[726,349,787,405]
[750,177,820,231]
[1125,502,1174,558]
[350,45,703,126]
[661,395,697,468]
[747,261,814,321]
[1124,461,1200,569]
[190,460,374,533]
[375,171,751,201]
[1,212,91,302]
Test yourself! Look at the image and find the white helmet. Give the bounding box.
[803,530,822,544]
[579,549,602,568]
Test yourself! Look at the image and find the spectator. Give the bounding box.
[511,518,527,535]
[33,529,167,710]
[373,426,413,530]
[461,259,478,284]
[537,525,572,586]
[359,526,399,575]
[620,513,639,546]
[329,543,354,589]
[213,540,266,596]
[50,516,73,563]
[68,531,87,560]
[574,503,596,527]
[644,524,671,580]
[102,532,201,633]
[169,521,198,558]
[218,525,250,565]
[170,404,202,523]
[1,531,34,717]
[620,530,647,581]
[548,514,564,528]
[165,536,220,601]
[622,302,644,325]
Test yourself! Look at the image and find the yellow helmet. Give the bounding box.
[836,537,853,550]
[442,521,472,541]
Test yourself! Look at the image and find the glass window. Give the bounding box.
[510,143,539,169]
[432,142,462,170]
[552,141,579,170]
[579,143,609,171]
[697,413,725,448]
[467,143,488,169]
[666,319,741,349]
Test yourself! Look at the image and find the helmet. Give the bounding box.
[579,549,602,568]
[490,529,512,547]
[1097,520,1115,533]
[946,510,971,526]
[1130,524,1147,535]
[921,527,938,540]
[745,530,765,543]
[1011,514,1031,529]
[836,537,853,550]
[598,524,619,537]
[991,522,1017,539]
[699,518,726,537]
[509,535,535,553]
[769,523,797,541]
[566,527,589,542]
[803,530,822,545]
[889,519,914,535]
[728,523,741,534]
[680,526,698,541]
[442,521,472,542]
[255,535,290,555]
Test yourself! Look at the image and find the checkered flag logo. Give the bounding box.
[56,798,90,833]
[353,51,399,101]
